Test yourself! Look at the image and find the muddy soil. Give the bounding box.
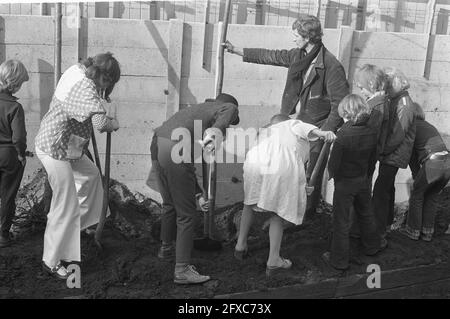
[0,183,449,299]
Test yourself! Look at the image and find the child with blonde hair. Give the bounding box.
[323,94,383,270]
[0,59,29,247]
[372,67,420,240]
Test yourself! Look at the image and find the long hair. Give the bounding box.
[81,52,121,98]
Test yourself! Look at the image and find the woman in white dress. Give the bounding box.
[235,114,336,276]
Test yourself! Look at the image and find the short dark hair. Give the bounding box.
[292,14,323,44]
[215,93,238,107]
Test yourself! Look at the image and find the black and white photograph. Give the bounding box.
[0,0,449,303]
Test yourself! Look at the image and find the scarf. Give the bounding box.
[289,41,323,94]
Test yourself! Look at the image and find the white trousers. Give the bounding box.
[36,148,104,267]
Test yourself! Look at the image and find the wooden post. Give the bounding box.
[40,3,48,15]
[202,0,211,69]
[74,3,85,62]
[255,0,265,25]
[54,3,62,88]
[166,19,183,119]
[425,0,437,35]
[423,0,437,79]
[356,0,367,31]
[394,0,405,32]
[215,0,231,96]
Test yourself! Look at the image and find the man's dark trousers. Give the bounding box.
[154,137,198,264]
[0,148,24,236]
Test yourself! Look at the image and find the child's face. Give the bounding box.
[356,82,374,100]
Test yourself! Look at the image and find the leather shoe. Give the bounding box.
[42,261,70,280]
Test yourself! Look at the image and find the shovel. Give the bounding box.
[194,149,222,251]
[307,141,331,194]
[94,131,111,249]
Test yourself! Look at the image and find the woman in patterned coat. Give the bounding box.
[35,52,120,280]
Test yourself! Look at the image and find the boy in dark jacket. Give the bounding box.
[399,119,450,242]
[324,94,382,270]
[151,93,239,284]
[0,60,29,247]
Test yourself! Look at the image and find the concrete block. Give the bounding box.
[110,75,167,104]
[91,127,153,155]
[180,78,286,106]
[85,46,168,76]
[166,19,183,118]
[351,32,428,60]
[428,61,450,82]
[86,19,169,49]
[108,101,167,129]
[424,111,450,135]
[0,44,77,74]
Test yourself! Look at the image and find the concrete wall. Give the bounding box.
[1,15,449,206]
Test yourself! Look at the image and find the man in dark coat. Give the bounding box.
[150,93,239,285]
[223,14,349,215]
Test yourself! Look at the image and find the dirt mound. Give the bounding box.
[0,170,449,299]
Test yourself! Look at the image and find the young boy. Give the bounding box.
[0,59,29,247]
[399,119,450,242]
[323,94,383,270]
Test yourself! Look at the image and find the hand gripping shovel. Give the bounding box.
[194,149,222,251]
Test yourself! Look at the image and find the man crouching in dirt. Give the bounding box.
[150,93,239,284]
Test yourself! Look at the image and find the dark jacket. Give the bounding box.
[0,92,27,157]
[243,45,348,132]
[153,100,238,196]
[413,119,447,164]
[381,91,417,169]
[366,94,389,156]
[154,100,239,141]
[328,115,378,181]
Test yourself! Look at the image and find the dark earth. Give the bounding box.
[0,170,449,299]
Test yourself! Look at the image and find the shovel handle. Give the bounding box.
[91,130,103,176]
[208,150,217,237]
[308,141,331,189]
[201,156,209,236]
[95,132,111,245]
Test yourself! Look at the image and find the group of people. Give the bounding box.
[0,14,448,286]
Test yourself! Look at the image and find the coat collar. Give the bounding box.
[0,92,18,102]
[314,45,326,69]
